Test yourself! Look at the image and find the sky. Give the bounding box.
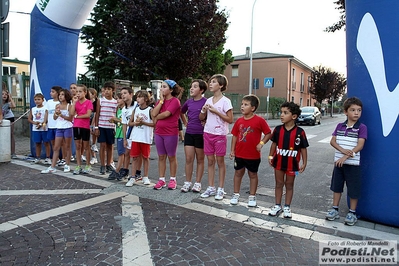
[6,0,347,75]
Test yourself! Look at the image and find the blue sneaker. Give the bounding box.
[344,212,357,226]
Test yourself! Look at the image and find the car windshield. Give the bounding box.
[301,107,314,113]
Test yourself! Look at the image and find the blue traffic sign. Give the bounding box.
[264,77,274,88]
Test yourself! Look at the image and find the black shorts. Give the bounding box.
[178,119,183,131]
[330,165,361,199]
[5,117,14,122]
[98,127,115,145]
[184,133,204,149]
[73,127,91,141]
[234,157,261,173]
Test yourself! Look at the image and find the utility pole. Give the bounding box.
[0,0,10,112]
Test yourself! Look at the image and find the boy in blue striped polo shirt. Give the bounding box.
[326,97,367,226]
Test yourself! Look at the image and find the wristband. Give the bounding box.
[268,156,273,160]
[74,114,78,118]
[94,126,99,129]
[200,110,205,114]
[159,100,164,104]
[259,141,265,145]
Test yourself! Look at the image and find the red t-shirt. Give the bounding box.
[154,97,181,136]
[231,115,271,159]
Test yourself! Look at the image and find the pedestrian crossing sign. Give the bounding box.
[264,77,274,88]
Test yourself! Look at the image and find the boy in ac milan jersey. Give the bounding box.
[268,102,309,218]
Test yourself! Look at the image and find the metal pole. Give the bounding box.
[249,0,257,95]
[267,87,270,120]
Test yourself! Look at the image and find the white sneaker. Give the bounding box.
[142,177,151,185]
[64,164,71,173]
[248,195,257,207]
[230,193,240,205]
[31,158,41,164]
[214,188,225,200]
[200,186,216,198]
[91,144,99,152]
[81,155,86,162]
[126,177,135,187]
[44,158,52,165]
[269,205,282,216]
[41,166,56,174]
[90,157,98,165]
[70,156,75,162]
[283,206,292,218]
[192,182,202,193]
[181,182,192,193]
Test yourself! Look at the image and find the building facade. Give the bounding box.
[224,49,315,107]
[2,58,30,75]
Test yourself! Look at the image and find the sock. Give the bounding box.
[275,204,281,207]
[218,187,224,191]
[349,209,356,214]
[333,206,339,211]
[284,204,290,207]
[159,177,165,181]
[170,177,176,180]
[136,170,141,176]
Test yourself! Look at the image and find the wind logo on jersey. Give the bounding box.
[276,147,297,157]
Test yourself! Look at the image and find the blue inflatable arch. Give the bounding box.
[29,0,98,157]
[346,0,399,226]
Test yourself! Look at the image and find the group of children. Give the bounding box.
[27,75,367,226]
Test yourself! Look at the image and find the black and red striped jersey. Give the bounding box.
[271,125,309,171]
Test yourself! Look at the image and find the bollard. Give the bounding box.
[0,119,11,162]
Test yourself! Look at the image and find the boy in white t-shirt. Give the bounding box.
[126,90,154,187]
[28,93,51,164]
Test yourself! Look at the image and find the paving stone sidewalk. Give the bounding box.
[0,162,321,265]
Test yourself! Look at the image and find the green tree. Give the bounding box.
[81,0,231,83]
[325,0,345,32]
[310,65,346,106]
[269,97,286,119]
[80,0,122,80]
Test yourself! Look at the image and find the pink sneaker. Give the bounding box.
[168,179,177,190]
[153,179,166,190]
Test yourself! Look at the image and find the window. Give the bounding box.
[232,65,239,77]
[300,97,303,107]
[307,75,312,93]
[291,96,294,102]
[300,73,304,92]
[2,66,17,75]
[291,68,296,90]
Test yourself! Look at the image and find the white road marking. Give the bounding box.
[0,192,128,233]
[318,136,332,143]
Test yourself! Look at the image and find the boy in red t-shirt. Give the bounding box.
[229,95,271,207]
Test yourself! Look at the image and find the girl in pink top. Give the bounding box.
[151,80,182,190]
[199,74,233,200]
[71,84,93,175]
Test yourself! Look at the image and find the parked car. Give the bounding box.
[297,106,321,126]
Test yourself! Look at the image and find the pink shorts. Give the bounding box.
[203,132,227,156]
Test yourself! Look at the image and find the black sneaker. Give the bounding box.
[106,165,115,173]
[119,168,129,179]
[108,170,119,180]
[134,174,143,181]
[99,165,106,175]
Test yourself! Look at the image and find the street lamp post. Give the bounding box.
[249,0,257,95]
